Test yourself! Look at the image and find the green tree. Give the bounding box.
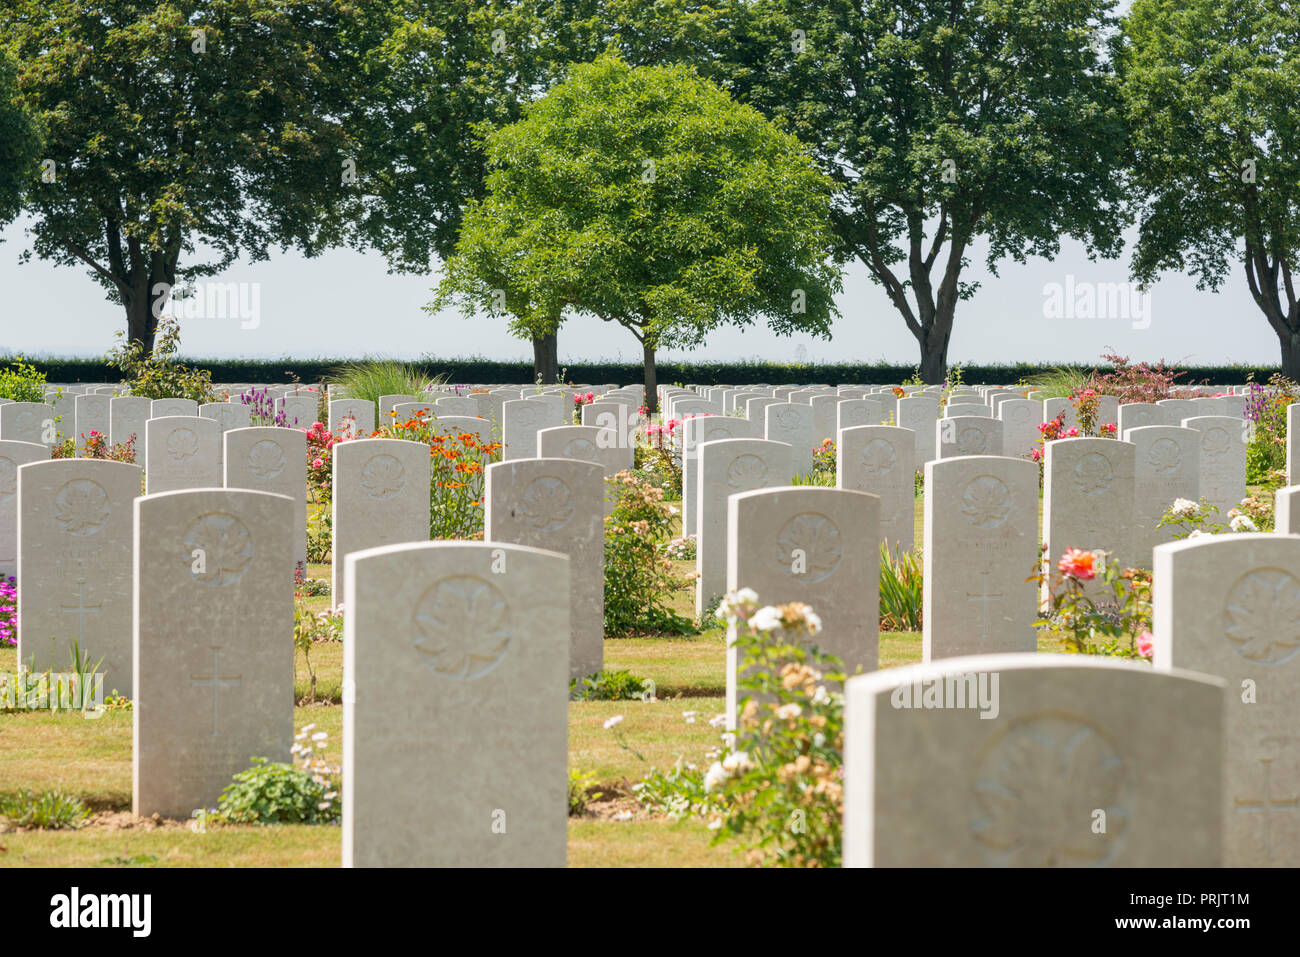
[0,49,42,228]
[430,56,842,412]
[713,0,1129,382]
[1,0,361,352]
[1121,0,1300,378]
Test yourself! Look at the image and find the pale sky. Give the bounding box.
[0,215,1265,369]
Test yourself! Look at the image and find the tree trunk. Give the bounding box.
[1278,324,1300,382]
[643,341,658,415]
[125,281,159,354]
[917,310,955,384]
[532,331,558,384]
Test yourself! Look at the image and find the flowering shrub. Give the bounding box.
[604,470,694,636]
[812,438,836,477]
[0,575,15,646]
[0,358,48,402]
[1033,548,1152,658]
[1157,498,1264,538]
[663,535,696,562]
[636,592,844,867]
[572,391,596,423]
[1244,374,1296,487]
[1027,390,1116,464]
[52,430,137,463]
[1089,352,1183,404]
[376,411,502,540]
[240,386,290,427]
[640,418,683,497]
[302,421,339,499]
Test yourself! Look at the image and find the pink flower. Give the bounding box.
[1064,427,1080,437]
[312,458,324,469]
[1058,547,1098,581]
[585,392,594,402]
[311,422,324,431]
[1136,631,1154,659]
[1101,423,1117,434]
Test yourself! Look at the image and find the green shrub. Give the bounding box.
[0,358,48,402]
[568,769,605,816]
[571,668,654,701]
[0,789,91,829]
[217,756,339,825]
[106,318,215,402]
[604,471,694,636]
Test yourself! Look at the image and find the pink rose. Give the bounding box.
[312,458,324,469]
[1136,631,1154,659]
[1057,547,1098,581]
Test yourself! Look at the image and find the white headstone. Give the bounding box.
[331,438,431,608]
[896,395,940,464]
[765,403,816,474]
[0,401,56,447]
[73,394,111,456]
[1123,425,1201,567]
[109,396,150,462]
[681,415,759,537]
[0,440,50,576]
[938,416,1004,458]
[1153,533,1300,866]
[151,398,198,418]
[486,458,604,678]
[837,425,916,553]
[133,488,294,818]
[844,654,1225,866]
[342,540,569,866]
[725,486,880,725]
[17,459,140,694]
[923,456,1039,660]
[695,438,792,617]
[224,427,308,577]
[329,398,375,438]
[145,416,222,494]
[502,399,562,461]
[1182,416,1248,517]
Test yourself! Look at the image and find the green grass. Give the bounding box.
[324,359,445,406]
[0,479,1075,866]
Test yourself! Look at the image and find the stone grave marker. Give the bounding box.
[342,540,568,866]
[133,488,294,818]
[923,456,1038,660]
[843,654,1225,866]
[486,458,604,679]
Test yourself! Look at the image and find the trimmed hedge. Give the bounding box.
[9,355,1280,386]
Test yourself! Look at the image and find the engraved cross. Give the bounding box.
[965,569,1003,641]
[190,646,242,737]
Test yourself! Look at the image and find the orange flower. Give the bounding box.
[1058,548,1098,581]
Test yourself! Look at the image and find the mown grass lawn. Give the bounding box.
[0,474,1083,866]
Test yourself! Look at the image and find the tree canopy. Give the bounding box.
[1,0,362,351]
[430,54,843,409]
[0,49,42,229]
[1121,0,1300,377]
[712,0,1130,381]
